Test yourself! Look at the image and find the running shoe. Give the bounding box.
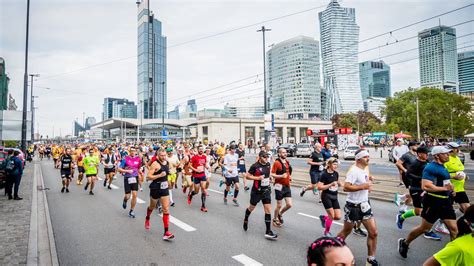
[352,227,367,237]
[66,188,69,193]
[323,231,333,237]
[158,206,163,214]
[170,202,175,207]
[182,186,187,194]
[398,238,408,258]
[103,179,107,187]
[187,194,192,205]
[107,185,112,190]
[89,191,94,195]
[394,193,401,207]
[145,219,150,230]
[122,200,127,209]
[224,198,228,205]
[61,187,65,193]
[396,214,404,229]
[278,214,284,224]
[319,215,326,229]
[435,222,449,235]
[300,186,306,197]
[200,207,208,212]
[272,218,282,227]
[232,199,239,206]
[163,231,175,241]
[244,186,250,191]
[264,231,278,240]
[219,180,224,187]
[84,183,89,191]
[129,210,136,218]
[243,220,248,231]
[423,231,441,240]
[366,258,380,265]
[313,188,318,196]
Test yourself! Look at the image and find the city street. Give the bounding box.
[40,159,455,265]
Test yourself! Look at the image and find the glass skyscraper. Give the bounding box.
[359,61,391,99]
[267,36,322,119]
[319,0,363,119]
[458,50,474,95]
[0,58,9,110]
[137,0,167,119]
[418,26,458,93]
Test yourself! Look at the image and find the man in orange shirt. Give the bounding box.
[271,148,293,227]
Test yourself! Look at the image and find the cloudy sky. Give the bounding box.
[1,0,473,138]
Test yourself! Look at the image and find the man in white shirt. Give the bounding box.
[337,150,380,266]
[223,144,240,206]
[393,139,409,186]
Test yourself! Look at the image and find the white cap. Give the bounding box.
[431,146,451,155]
[355,150,370,160]
[446,142,460,149]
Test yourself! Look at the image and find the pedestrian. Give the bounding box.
[307,236,354,266]
[5,150,24,200]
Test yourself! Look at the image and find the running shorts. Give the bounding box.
[310,171,321,185]
[344,201,373,223]
[409,189,423,209]
[225,176,239,186]
[250,188,271,206]
[78,166,85,173]
[274,185,292,200]
[124,176,139,194]
[149,181,169,199]
[453,191,469,204]
[321,192,340,210]
[168,173,177,183]
[104,167,115,175]
[421,195,456,224]
[193,176,207,184]
[61,171,72,179]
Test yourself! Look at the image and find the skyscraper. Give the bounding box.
[418,25,458,93]
[458,50,474,95]
[137,0,167,119]
[359,61,391,99]
[0,58,9,110]
[267,36,322,119]
[103,97,136,120]
[319,0,363,119]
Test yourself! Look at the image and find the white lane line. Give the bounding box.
[297,212,344,226]
[137,197,146,204]
[232,254,262,266]
[159,214,197,232]
[208,188,224,195]
[109,184,120,190]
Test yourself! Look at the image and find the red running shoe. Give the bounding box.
[201,207,208,212]
[145,219,150,230]
[187,194,192,205]
[163,231,175,241]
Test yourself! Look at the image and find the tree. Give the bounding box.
[383,87,473,139]
[331,111,382,133]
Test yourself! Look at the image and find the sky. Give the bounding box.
[1,0,473,138]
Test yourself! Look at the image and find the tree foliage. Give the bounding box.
[331,111,382,133]
[383,87,473,138]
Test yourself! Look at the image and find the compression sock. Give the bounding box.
[146,207,153,220]
[325,217,333,233]
[163,213,170,233]
[402,209,416,219]
[245,208,251,221]
[201,193,206,207]
[234,189,239,198]
[265,214,271,233]
[224,189,228,198]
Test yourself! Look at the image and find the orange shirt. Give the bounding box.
[271,159,291,187]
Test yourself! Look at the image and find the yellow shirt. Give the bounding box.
[217,146,226,158]
[434,234,474,266]
[444,154,465,192]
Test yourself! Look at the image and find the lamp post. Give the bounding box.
[29,73,40,143]
[21,0,32,152]
[257,26,271,143]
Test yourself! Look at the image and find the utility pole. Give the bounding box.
[161,81,166,141]
[21,0,31,153]
[29,73,40,143]
[257,26,271,143]
[416,97,421,142]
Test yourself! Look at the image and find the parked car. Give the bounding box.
[277,143,296,157]
[295,143,313,157]
[343,145,360,160]
[0,151,8,189]
[388,147,396,163]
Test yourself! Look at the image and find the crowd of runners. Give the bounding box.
[27,139,473,266]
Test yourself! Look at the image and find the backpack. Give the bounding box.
[275,158,292,175]
[5,157,17,174]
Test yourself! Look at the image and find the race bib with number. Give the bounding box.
[128,177,137,184]
[360,201,371,213]
[239,159,245,165]
[274,183,283,191]
[329,185,338,192]
[160,181,169,189]
[261,178,270,186]
[319,165,324,171]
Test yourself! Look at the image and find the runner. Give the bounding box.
[445,142,470,213]
[166,147,180,207]
[187,145,209,212]
[59,148,74,193]
[236,143,249,191]
[102,147,117,190]
[392,139,409,186]
[394,141,419,211]
[145,149,175,240]
[118,147,141,218]
[242,151,277,240]
[223,144,240,206]
[53,145,61,168]
[317,157,342,237]
[76,148,86,185]
[83,148,100,195]
[271,147,293,228]
[301,143,324,201]
[204,146,214,194]
[337,150,380,266]
[181,146,194,194]
[398,146,458,259]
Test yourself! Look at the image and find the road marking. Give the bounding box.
[232,254,262,266]
[137,197,146,204]
[109,184,120,190]
[208,188,224,195]
[297,212,344,226]
[159,214,197,232]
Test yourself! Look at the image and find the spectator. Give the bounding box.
[423,205,474,266]
[307,236,354,266]
[393,139,409,162]
[321,142,332,161]
[5,150,24,200]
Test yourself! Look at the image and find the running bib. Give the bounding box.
[128,177,137,184]
[319,165,324,171]
[160,181,169,189]
[261,178,270,186]
[329,185,338,192]
[360,201,371,213]
[239,159,245,165]
[274,183,283,191]
[197,166,204,172]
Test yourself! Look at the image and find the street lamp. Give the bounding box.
[21,0,32,153]
[29,73,40,143]
[257,26,271,143]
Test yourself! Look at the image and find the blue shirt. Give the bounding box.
[422,162,450,197]
[321,148,332,161]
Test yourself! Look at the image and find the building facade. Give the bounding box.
[224,100,264,119]
[0,58,9,110]
[85,117,96,130]
[418,25,458,93]
[359,61,391,99]
[267,36,322,119]
[167,105,180,119]
[319,0,363,118]
[137,0,167,119]
[458,50,474,95]
[103,98,137,120]
[180,99,197,119]
[363,97,386,120]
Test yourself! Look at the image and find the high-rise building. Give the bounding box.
[167,105,180,119]
[180,99,197,119]
[458,50,474,95]
[359,61,391,99]
[319,0,363,119]
[418,25,458,93]
[103,98,136,120]
[137,0,167,119]
[224,100,264,119]
[267,35,322,119]
[0,58,9,110]
[363,97,386,121]
[85,117,96,130]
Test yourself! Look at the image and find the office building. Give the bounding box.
[418,25,458,93]
[103,98,137,120]
[137,0,167,119]
[363,97,386,120]
[0,58,9,110]
[85,117,96,130]
[224,100,264,119]
[458,50,474,95]
[359,61,391,99]
[180,99,197,119]
[167,105,180,119]
[197,108,227,118]
[267,35,322,119]
[319,0,363,119]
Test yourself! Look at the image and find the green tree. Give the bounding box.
[331,111,382,133]
[383,87,473,139]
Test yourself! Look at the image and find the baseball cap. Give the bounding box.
[446,142,460,149]
[408,141,419,147]
[259,151,269,158]
[431,146,451,155]
[166,147,173,152]
[416,146,429,154]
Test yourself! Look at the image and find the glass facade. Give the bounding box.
[266,36,322,118]
[103,98,136,120]
[0,58,8,110]
[458,50,474,95]
[418,26,458,93]
[319,0,363,119]
[359,61,391,99]
[137,0,167,119]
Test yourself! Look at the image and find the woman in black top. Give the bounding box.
[317,158,342,237]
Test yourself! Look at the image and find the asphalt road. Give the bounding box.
[41,159,458,265]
